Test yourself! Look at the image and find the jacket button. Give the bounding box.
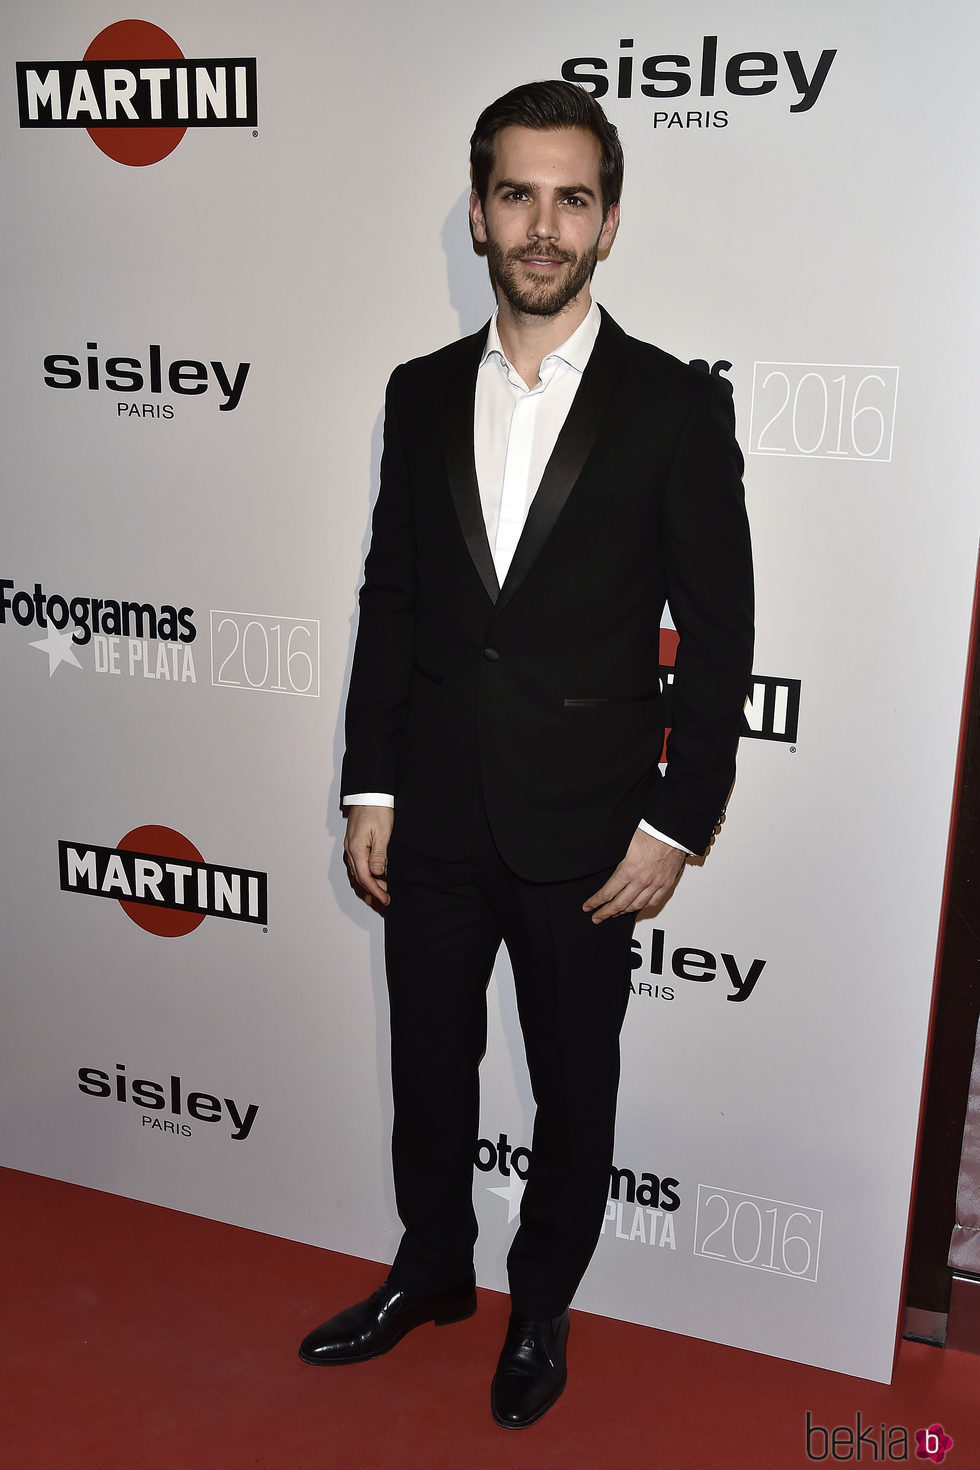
[483,647,500,662]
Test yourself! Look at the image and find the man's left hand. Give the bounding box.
[583,829,686,924]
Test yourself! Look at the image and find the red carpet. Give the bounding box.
[3,1167,978,1468]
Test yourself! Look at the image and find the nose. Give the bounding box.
[528,197,558,241]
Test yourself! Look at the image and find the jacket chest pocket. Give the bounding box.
[562,691,659,708]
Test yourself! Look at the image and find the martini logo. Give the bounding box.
[59,826,268,935]
[16,19,258,166]
[659,627,801,749]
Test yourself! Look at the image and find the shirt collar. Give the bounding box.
[480,298,602,375]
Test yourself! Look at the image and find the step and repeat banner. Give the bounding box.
[2,0,978,1383]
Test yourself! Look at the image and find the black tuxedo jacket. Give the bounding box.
[342,308,754,882]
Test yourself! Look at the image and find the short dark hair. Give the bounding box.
[470,80,624,216]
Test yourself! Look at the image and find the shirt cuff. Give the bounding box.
[638,818,692,856]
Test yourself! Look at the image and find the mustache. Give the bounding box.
[506,245,575,265]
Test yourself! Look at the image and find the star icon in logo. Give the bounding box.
[488,1172,526,1224]
[30,627,83,677]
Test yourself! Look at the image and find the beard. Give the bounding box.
[486,237,599,318]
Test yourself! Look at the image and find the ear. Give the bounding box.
[469,188,488,245]
[598,201,620,254]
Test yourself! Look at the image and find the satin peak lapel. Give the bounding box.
[494,313,626,617]
[445,332,500,604]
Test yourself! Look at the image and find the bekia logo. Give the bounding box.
[2,577,198,682]
[59,825,268,935]
[16,18,258,166]
[562,35,836,130]
[805,1411,954,1462]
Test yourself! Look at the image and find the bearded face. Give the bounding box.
[485,235,600,318]
[470,126,619,324]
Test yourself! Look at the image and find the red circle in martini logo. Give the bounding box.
[84,19,185,166]
[117,825,205,936]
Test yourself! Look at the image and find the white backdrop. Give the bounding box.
[2,0,978,1383]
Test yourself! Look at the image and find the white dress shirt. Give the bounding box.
[476,299,601,584]
[344,299,689,854]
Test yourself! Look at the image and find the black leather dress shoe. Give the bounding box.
[490,1309,570,1428]
[298,1278,477,1365]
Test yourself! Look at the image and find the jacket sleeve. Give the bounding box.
[641,373,755,855]
[340,365,416,798]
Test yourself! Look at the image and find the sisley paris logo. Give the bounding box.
[16,18,258,166]
[42,340,250,416]
[59,825,268,936]
[78,1061,259,1141]
[562,35,837,130]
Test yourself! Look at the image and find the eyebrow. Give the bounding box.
[493,178,598,201]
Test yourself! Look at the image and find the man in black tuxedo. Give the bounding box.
[300,80,753,1428]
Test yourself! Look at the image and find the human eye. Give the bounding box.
[562,194,586,208]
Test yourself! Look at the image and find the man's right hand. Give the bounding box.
[343,805,394,908]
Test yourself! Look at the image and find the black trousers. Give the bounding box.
[383,815,635,1320]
